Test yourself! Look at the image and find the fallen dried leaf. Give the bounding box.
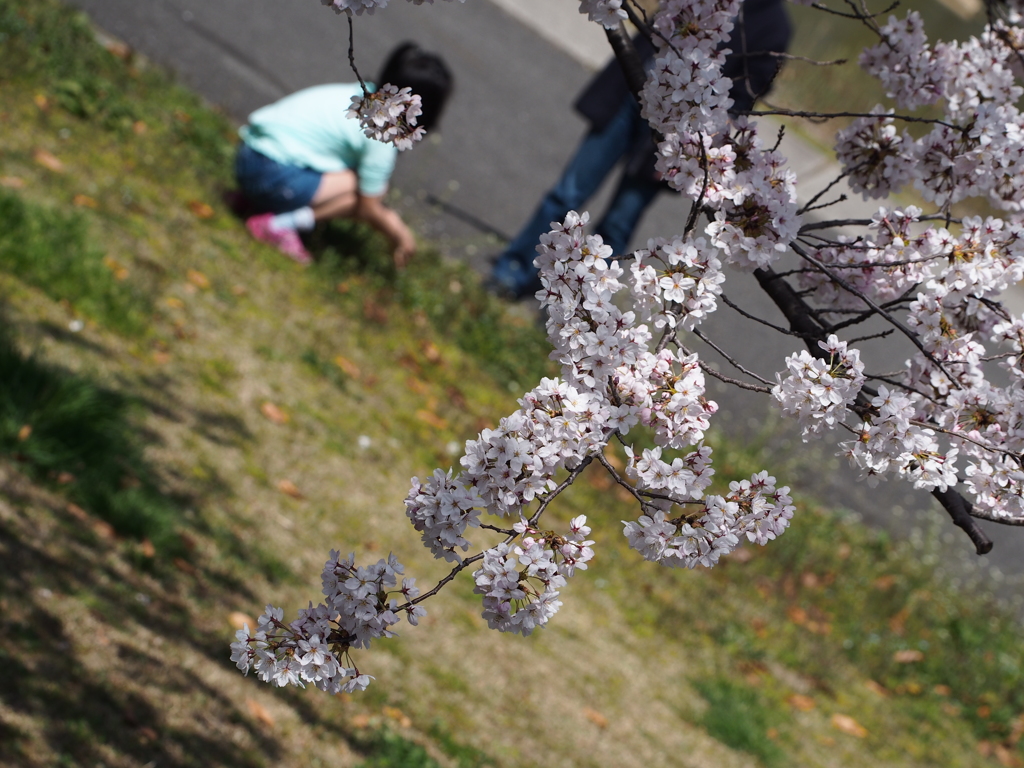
[92,519,116,540]
[164,296,184,309]
[932,684,951,697]
[831,713,868,738]
[173,557,197,575]
[978,705,992,719]
[33,148,64,173]
[139,539,156,558]
[188,200,215,219]
[186,268,211,289]
[0,176,25,189]
[864,680,889,697]
[103,39,132,60]
[34,93,49,110]
[1010,714,1024,745]
[229,611,257,631]
[246,699,275,728]
[133,120,147,135]
[103,256,129,281]
[888,607,909,636]
[786,605,808,626]
[416,410,448,430]
[405,376,429,395]
[276,479,304,499]
[382,706,411,728]
[56,471,75,484]
[788,694,816,711]
[152,351,172,365]
[994,744,1023,768]
[583,707,609,729]
[872,574,897,590]
[421,340,442,364]
[73,194,98,208]
[231,284,247,296]
[260,401,289,424]
[66,502,89,521]
[17,424,31,441]
[893,649,924,664]
[350,713,372,729]
[334,355,361,379]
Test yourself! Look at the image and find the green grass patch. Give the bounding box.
[427,722,497,768]
[0,328,179,552]
[694,676,786,767]
[0,189,151,336]
[354,728,442,768]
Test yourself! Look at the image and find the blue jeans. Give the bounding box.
[235,143,322,214]
[491,99,662,298]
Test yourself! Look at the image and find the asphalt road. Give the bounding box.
[66,0,1024,599]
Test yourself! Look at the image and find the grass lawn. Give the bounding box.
[0,1,1022,767]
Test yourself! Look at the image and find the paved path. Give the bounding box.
[66,0,1024,598]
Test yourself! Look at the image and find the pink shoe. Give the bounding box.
[246,213,313,265]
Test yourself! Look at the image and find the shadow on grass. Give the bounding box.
[0,329,181,552]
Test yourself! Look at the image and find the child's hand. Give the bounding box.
[393,235,416,269]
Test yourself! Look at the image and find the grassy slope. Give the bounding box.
[0,2,1022,767]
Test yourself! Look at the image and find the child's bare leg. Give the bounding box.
[311,170,359,220]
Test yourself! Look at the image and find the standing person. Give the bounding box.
[489,0,791,299]
[235,43,453,267]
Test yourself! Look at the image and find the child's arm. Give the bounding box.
[355,194,417,268]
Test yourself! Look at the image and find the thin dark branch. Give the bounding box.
[743,107,964,133]
[721,292,817,339]
[691,328,774,386]
[347,16,369,95]
[791,242,961,384]
[529,455,595,526]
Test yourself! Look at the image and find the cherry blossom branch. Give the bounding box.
[720,292,818,339]
[690,328,775,387]
[745,107,965,134]
[932,488,994,554]
[347,16,369,96]
[790,242,960,384]
[528,455,596,526]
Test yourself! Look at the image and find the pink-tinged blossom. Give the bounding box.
[834,110,915,200]
[348,84,426,150]
[860,12,947,109]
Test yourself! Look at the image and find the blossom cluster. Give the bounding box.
[348,84,426,150]
[772,335,866,438]
[473,516,594,634]
[845,13,1024,210]
[231,553,421,692]
[622,470,794,569]
[641,0,800,271]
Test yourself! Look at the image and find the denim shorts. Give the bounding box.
[234,143,322,213]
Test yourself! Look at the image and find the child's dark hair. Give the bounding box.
[379,43,453,132]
